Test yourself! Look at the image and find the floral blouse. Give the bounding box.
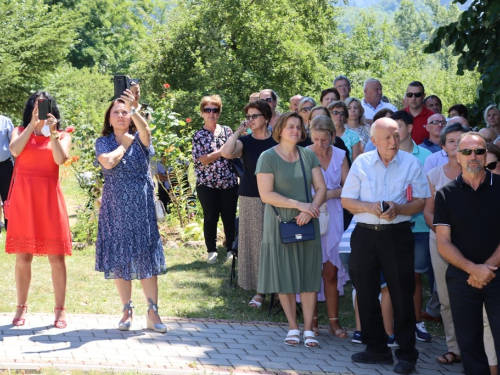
[346,124,371,148]
[192,125,238,189]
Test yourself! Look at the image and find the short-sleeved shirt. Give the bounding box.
[419,138,441,153]
[191,125,238,189]
[238,134,277,197]
[404,106,435,145]
[434,171,500,265]
[0,115,14,162]
[361,100,398,121]
[341,149,430,225]
[340,128,361,158]
[424,150,448,174]
[409,142,432,233]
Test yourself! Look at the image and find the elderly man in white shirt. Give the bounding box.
[341,118,430,375]
[361,78,397,124]
[0,115,14,230]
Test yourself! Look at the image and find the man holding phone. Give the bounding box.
[341,118,430,374]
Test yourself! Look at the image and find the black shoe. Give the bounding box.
[352,350,393,364]
[393,360,416,374]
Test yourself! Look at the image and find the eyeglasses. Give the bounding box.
[428,120,447,126]
[245,114,263,121]
[300,106,314,113]
[203,107,220,114]
[406,92,424,98]
[263,98,273,103]
[331,110,346,116]
[457,148,487,156]
[486,160,499,170]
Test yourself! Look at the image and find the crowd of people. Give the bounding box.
[1,76,500,375]
[191,77,500,375]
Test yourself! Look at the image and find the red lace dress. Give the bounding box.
[5,128,72,255]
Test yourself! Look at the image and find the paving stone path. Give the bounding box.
[0,313,464,374]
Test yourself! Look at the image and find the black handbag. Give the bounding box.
[272,148,316,244]
[223,127,244,178]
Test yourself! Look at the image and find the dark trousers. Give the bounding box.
[196,184,238,253]
[157,183,171,213]
[447,265,500,375]
[0,159,13,228]
[350,224,419,362]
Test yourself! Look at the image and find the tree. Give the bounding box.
[394,0,433,50]
[425,0,500,115]
[0,0,79,118]
[138,0,341,129]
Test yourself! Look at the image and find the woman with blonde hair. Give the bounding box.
[345,97,370,148]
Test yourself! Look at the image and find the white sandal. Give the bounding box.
[248,295,265,308]
[284,329,301,346]
[303,330,319,348]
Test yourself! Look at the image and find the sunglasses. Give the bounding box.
[428,120,447,126]
[203,107,220,114]
[300,106,314,113]
[458,148,487,156]
[486,160,499,170]
[406,92,424,98]
[331,110,346,116]
[263,98,273,103]
[245,114,263,121]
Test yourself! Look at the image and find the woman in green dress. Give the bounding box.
[255,112,327,348]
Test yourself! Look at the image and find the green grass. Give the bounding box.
[0,169,445,338]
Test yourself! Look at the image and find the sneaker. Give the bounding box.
[207,252,218,264]
[387,334,399,348]
[352,330,362,344]
[415,321,431,342]
[226,251,234,261]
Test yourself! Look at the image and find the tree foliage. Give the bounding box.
[425,0,500,113]
[0,0,79,118]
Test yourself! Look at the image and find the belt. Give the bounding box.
[357,221,412,231]
[0,158,12,166]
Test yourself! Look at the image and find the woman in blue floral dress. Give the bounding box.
[95,89,167,332]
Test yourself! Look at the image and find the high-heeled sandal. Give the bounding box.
[329,317,348,338]
[54,307,67,329]
[12,305,28,326]
[312,316,320,336]
[118,301,134,331]
[146,298,167,333]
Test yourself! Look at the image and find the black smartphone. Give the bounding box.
[38,99,52,120]
[380,201,390,213]
[114,75,130,99]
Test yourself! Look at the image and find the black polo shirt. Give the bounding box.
[434,171,500,265]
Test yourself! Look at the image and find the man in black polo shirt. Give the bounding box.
[434,132,500,375]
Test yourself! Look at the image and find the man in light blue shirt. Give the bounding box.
[0,115,14,230]
[341,118,430,374]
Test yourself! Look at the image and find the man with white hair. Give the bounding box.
[361,78,397,125]
[342,118,430,374]
[289,95,303,112]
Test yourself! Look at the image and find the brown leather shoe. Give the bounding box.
[421,311,442,323]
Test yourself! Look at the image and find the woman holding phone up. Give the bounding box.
[7,92,72,328]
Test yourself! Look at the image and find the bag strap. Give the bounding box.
[272,147,309,222]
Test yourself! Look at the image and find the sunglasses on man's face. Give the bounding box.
[405,92,424,98]
[428,120,447,126]
[486,160,499,170]
[203,107,220,114]
[457,148,487,156]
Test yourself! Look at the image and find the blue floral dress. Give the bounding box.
[94,132,166,280]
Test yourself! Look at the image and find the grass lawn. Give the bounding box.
[0,170,445,338]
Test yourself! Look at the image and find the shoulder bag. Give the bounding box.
[272,148,316,244]
[223,126,244,178]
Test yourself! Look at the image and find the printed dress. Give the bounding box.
[94,132,166,280]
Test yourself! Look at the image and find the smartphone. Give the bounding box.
[380,201,390,213]
[114,75,130,99]
[38,99,52,120]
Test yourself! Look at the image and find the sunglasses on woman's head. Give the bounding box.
[486,160,499,170]
[203,107,220,114]
[457,148,487,156]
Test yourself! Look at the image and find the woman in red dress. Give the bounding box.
[6,92,72,328]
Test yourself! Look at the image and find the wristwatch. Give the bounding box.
[130,106,137,115]
[50,131,60,140]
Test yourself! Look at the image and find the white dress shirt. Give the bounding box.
[341,150,430,224]
[361,99,397,121]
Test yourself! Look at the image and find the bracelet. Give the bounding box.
[50,131,60,140]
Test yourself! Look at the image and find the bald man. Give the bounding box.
[289,95,303,112]
[479,127,498,144]
[342,118,430,374]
